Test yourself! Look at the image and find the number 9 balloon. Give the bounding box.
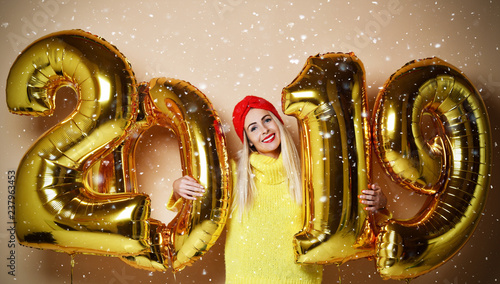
[373,57,492,279]
[6,30,152,256]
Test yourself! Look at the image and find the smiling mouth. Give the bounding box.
[262,134,275,143]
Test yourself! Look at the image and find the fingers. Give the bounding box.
[359,184,380,198]
[358,183,387,212]
[173,175,205,200]
[359,189,377,202]
[180,177,204,192]
[359,190,375,200]
[359,197,378,210]
[363,205,378,213]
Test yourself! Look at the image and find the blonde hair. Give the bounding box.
[232,112,302,218]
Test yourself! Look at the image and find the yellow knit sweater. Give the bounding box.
[225,153,322,283]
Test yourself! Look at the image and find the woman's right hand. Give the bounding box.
[172,175,205,201]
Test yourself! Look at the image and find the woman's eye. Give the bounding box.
[250,126,257,132]
[264,118,272,123]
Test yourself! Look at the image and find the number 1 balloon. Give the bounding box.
[282,52,376,264]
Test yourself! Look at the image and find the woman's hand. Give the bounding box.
[358,183,387,213]
[172,176,205,201]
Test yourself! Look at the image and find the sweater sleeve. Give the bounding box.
[167,158,236,213]
[166,191,184,212]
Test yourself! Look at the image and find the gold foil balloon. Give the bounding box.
[282,52,375,264]
[6,30,152,256]
[138,78,230,272]
[7,30,230,274]
[92,83,154,195]
[94,84,170,271]
[372,57,492,279]
[9,29,489,280]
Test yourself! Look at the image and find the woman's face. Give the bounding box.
[244,108,281,159]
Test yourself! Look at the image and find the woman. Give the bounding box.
[170,96,387,283]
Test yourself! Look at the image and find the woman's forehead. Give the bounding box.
[244,108,271,126]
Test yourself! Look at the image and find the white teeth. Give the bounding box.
[262,134,274,143]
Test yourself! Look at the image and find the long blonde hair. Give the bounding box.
[232,112,302,218]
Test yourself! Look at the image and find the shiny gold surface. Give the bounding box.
[372,57,492,279]
[282,53,374,264]
[6,30,152,256]
[7,31,231,273]
[146,77,231,272]
[6,28,492,281]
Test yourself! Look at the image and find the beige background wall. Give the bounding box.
[1,0,499,283]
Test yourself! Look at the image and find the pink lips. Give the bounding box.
[262,133,275,143]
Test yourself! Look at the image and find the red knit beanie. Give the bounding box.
[232,96,284,142]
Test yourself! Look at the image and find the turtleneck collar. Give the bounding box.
[249,152,286,185]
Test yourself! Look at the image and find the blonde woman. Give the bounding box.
[170,96,387,283]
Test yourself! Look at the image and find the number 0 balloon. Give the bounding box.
[143,77,231,272]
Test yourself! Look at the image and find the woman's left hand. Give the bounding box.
[359,183,388,213]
